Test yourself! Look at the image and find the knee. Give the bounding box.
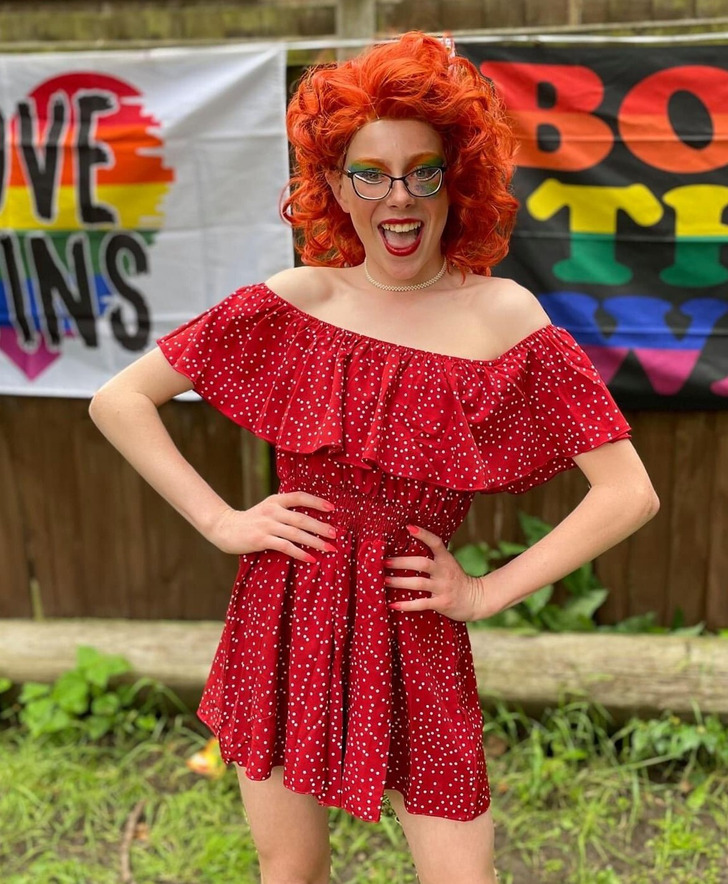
[259,854,330,884]
[260,869,330,884]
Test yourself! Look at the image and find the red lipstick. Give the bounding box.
[378,219,423,257]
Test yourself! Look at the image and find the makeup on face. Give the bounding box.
[336,118,450,284]
[346,154,446,252]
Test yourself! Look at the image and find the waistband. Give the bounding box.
[276,453,473,542]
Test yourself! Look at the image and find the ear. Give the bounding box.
[325,169,351,214]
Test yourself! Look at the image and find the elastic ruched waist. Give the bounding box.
[276,450,474,543]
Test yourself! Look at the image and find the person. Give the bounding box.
[89,31,659,884]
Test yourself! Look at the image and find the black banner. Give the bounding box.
[458,44,728,410]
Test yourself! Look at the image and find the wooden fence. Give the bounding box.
[2,0,728,50]
[2,396,727,629]
[1,2,728,628]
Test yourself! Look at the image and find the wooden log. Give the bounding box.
[469,629,728,718]
[0,619,221,693]
[1,620,727,719]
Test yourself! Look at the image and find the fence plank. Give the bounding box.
[0,399,31,616]
[621,411,677,623]
[0,398,726,629]
[706,413,728,627]
[651,0,697,20]
[665,411,714,626]
[4,398,57,617]
[525,0,570,26]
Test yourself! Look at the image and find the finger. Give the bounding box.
[389,598,438,613]
[279,508,337,540]
[266,536,321,563]
[383,556,433,572]
[406,524,445,550]
[273,524,337,554]
[384,576,434,592]
[280,491,336,512]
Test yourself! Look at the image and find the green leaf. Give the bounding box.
[497,541,527,557]
[561,562,598,596]
[521,584,554,616]
[43,708,75,735]
[52,671,90,715]
[686,779,711,811]
[135,713,158,732]
[499,607,536,629]
[540,605,595,633]
[453,543,491,577]
[517,511,553,547]
[19,682,51,703]
[671,622,706,637]
[0,677,12,694]
[76,646,103,669]
[116,684,138,706]
[603,613,658,634]
[20,699,74,737]
[477,608,533,630]
[91,693,121,717]
[563,588,608,621]
[85,715,114,740]
[19,697,55,728]
[78,647,131,689]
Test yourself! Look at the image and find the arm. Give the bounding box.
[383,287,658,620]
[470,286,659,614]
[385,438,659,620]
[88,348,233,541]
[89,349,337,560]
[476,438,659,618]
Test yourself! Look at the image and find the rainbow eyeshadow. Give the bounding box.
[347,153,445,173]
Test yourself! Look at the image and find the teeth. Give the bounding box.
[380,222,421,233]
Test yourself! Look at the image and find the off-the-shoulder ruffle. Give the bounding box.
[157,283,631,494]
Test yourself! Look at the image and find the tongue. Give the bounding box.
[382,227,419,247]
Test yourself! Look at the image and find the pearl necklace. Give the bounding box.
[364,258,448,292]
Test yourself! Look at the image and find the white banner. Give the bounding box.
[0,43,293,397]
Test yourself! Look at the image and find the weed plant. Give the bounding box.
[454,512,707,636]
[2,670,727,884]
[0,646,186,742]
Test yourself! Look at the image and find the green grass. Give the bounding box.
[2,705,728,883]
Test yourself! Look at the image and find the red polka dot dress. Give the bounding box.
[157,282,631,823]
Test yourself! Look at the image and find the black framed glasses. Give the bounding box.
[343,165,447,200]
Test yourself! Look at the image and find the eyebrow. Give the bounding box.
[347,152,444,170]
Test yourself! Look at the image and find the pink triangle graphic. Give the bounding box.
[582,345,630,384]
[0,326,60,380]
[633,348,701,396]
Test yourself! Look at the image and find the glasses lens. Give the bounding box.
[405,167,444,197]
[351,171,391,200]
[348,167,445,199]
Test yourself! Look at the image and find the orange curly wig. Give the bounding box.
[282,31,519,276]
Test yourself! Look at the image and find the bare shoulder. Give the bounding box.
[468,276,552,351]
[264,265,340,311]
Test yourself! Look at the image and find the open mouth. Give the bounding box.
[378,221,423,256]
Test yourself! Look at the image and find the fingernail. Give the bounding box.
[324,543,337,552]
[324,502,336,511]
[388,603,401,610]
[304,553,318,563]
[406,525,419,534]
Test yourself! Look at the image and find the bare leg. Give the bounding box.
[235,764,331,884]
[385,789,497,884]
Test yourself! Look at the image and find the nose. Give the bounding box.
[385,177,414,208]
